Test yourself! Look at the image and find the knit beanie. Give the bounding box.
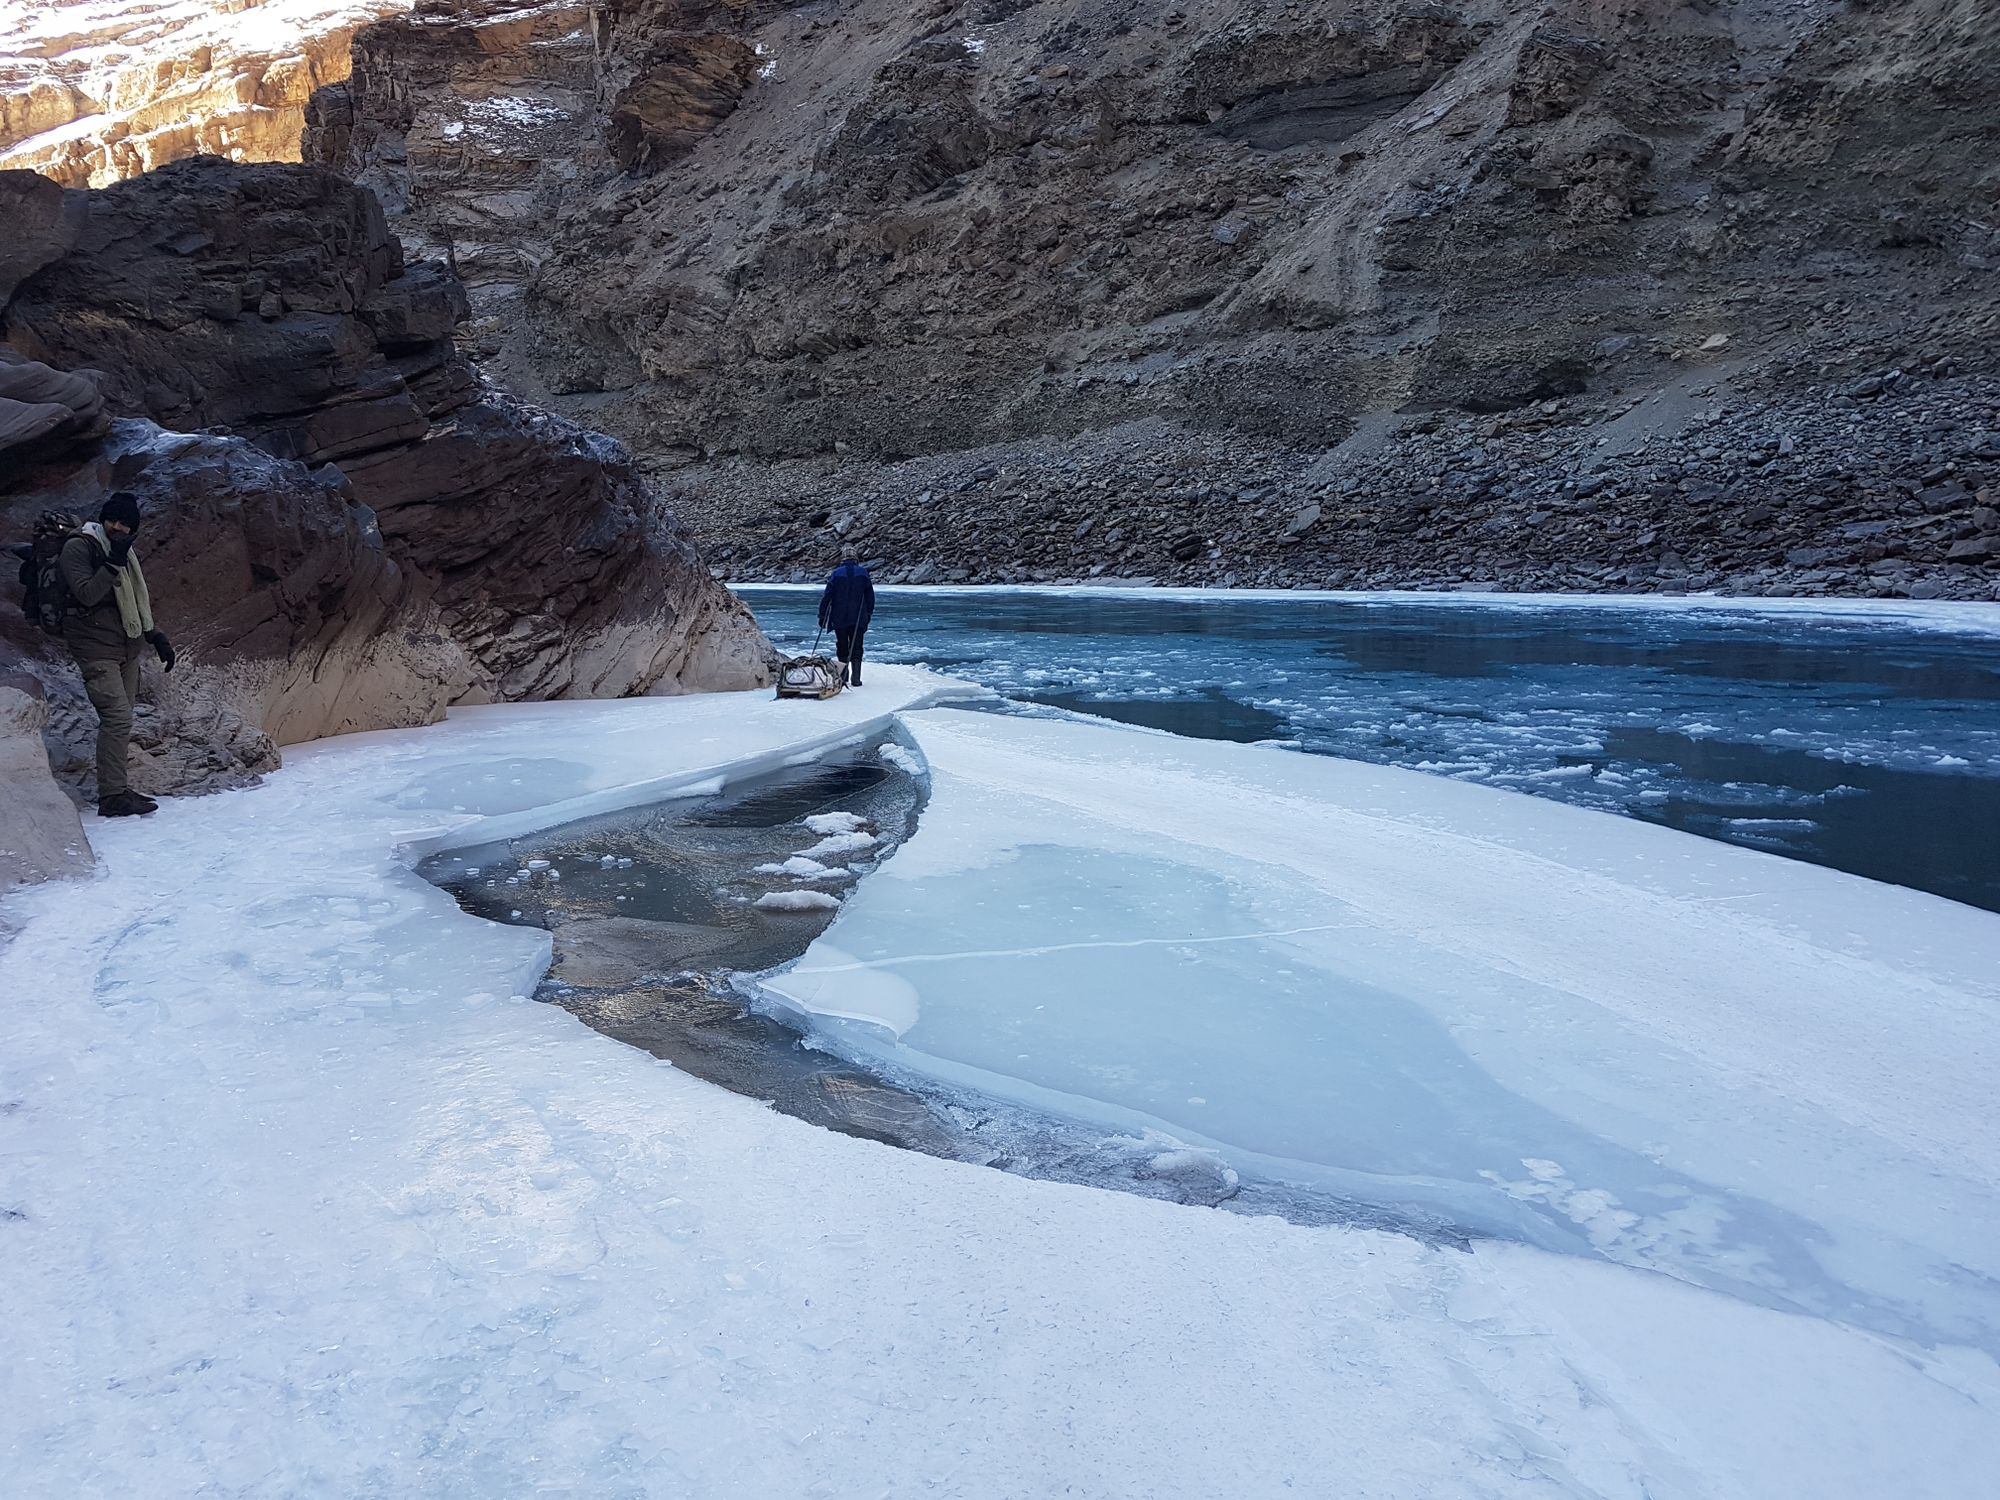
[100,492,142,530]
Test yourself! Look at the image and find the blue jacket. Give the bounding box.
[818,562,874,631]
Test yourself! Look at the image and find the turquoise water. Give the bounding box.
[741,588,2000,910]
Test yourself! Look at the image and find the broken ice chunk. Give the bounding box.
[802,811,870,835]
[754,890,841,912]
[754,855,848,880]
[802,830,877,860]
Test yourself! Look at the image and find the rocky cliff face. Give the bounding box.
[0,0,415,186]
[302,0,602,340]
[514,0,1998,448]
[19,1,1990,599]
[319,0,1996,599]
[5,157,770,700]
[1,157,770,883]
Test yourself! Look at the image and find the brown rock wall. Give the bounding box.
[0,156,769,886]
[461,0,1999,497]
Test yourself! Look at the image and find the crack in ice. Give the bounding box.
[785,920,1363,973]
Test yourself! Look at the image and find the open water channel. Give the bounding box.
[743,587,2000,911]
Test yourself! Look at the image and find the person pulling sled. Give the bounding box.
[817,553,874,688]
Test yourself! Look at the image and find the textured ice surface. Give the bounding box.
[5,669,1997,1495]
[741,586,2000,909]
[762,708,2000,1354]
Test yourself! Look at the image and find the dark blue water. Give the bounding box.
[738,587,2000,912]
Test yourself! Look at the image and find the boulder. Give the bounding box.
[4,158,771,714]
[0,171,81,303]
[0,348,109,469]
[3,414,462,802]
[0,674,91,896]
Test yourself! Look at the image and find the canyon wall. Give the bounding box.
[310,0,1998,598]
[9,2,1997,606]
[1,158,771,887]
[302,0,601,342]
[511,0,1999,457]
[0,0,412,186]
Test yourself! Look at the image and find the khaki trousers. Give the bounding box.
[79,654,141,798]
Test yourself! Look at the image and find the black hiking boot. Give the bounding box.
[126,790,158,812]
[98,791,157,818]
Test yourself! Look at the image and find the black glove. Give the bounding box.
[105,534,133,567]
[145,629,176,672]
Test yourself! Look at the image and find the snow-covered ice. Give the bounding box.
[763,709,2000,1354]
[877,740,924,777]
[3,667,1996,1495]
[754,854,843,879]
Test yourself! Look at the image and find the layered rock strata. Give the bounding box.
[504,0,2000,458]
[1,158,769,862]
[0,0,413,186]
[388,0,1988,598]
[4,410,461,793]
[303,0,600,332]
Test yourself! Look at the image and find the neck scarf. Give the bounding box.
[82,521,154,638]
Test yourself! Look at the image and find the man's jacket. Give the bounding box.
[58,531,144,662]
[818,563,875,631]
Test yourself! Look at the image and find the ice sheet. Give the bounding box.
[3,671,1995,1495]
[761,709,2000,1353]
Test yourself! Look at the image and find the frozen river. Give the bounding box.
[15,671,1997,1496]
[740,587,2000,911]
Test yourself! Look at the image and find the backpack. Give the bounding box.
[14,512,84,636]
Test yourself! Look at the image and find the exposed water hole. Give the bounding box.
[421,730,1470,1245]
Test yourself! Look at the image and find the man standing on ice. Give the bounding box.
[59,491,176,817]
[817,552,875,688]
